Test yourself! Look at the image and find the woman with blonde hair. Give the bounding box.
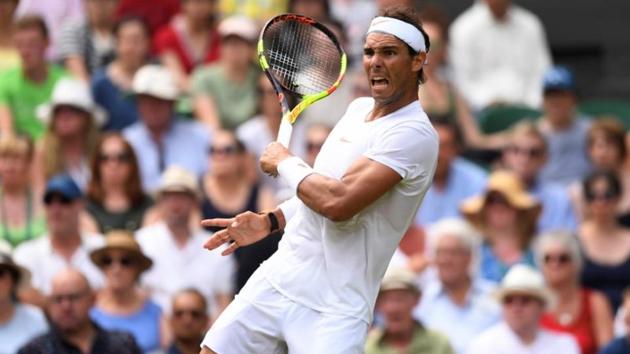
[0,135,46,247]
[460,170,541,282]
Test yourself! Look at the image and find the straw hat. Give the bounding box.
[155,166,200,199]
[36,78,107,127]
[379,266,420,295]
[0,251,31,289]
[494,264,555,308]
[90,230,152,272]
[460,170,541,228]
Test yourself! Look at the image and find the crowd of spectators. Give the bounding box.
[0,0,629,353]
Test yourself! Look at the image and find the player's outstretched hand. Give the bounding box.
[260,142,292,177]
[202,211,271,256]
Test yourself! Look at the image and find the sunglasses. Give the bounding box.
[99,152,130,163]
[584,190,618,202]
[485,193,510,206]
[503,294,538,306]
[209,145,239,156]
[43,194,74,206]
[100,255,136,268]
[543,253,571,265]
[173,309,206,320]
[508,146,545,159]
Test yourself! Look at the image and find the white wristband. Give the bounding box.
[277,156,314,194]
[278,196,300,221]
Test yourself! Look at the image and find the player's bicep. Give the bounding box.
[340,156,403,211]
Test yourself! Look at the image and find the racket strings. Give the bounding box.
[264,20,341,96]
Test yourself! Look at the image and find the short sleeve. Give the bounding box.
[152,27,176,55]
[57,19,87,59]
[363,122,438,181]
[190,67,211,96]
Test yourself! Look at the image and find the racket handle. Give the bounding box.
[277,119,293,148]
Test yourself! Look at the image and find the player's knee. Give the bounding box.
[200,346,217,354]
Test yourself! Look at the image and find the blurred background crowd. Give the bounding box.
[0,0,629,353]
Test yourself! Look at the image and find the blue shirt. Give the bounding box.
[90,300,162,353]
[480,242,536,283]
[123,119,210,192]
[530,180,577,232]
[599,337,630,354]
[415,158,487,226]
[0,304,48,354]
[539,117,592,185]
[91,69,140,131]
[414,278,500,354]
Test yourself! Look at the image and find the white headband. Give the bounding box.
[367,16,427,53]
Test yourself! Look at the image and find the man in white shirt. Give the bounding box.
[200,6,439,354]
[467,264,579,354]
[449,0,551,110]
[13,174,104,306]
[136,166,235,317]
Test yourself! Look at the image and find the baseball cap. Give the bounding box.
[543,65,575,93]
[132,65,179,101]
[218,15,258,43]
[156,166,200,199]
[43,174,82,202]
[379,266,420,295]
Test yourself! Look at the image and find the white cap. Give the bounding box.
[36,78,107,126]
[495,264,555,307]
[218,15,258,43]
[132,65,179,101]
[156,166,200,198]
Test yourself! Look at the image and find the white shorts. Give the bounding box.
[201,271,368,354]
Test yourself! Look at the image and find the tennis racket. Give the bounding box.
[258,14,347,148]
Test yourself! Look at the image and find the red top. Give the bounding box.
[115,0,180,34]
[153,17,221,74]
[540,288,597,354]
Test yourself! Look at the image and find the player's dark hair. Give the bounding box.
[378,6,431,85]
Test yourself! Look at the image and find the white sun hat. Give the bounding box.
[36,77,107,127]
[495,264,555,308]
[132,64,179,101]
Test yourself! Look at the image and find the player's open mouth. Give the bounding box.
[371,78,389,87]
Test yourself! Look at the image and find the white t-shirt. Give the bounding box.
[136,223,236,315]
[13,233,105,294]
[467,322,580,354]
[259,97,438,323]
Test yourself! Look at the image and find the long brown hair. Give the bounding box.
[86,133,144,205]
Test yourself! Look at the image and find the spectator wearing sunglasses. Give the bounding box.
[467,264,579,354]
[201,130,276,292]
[460,170,541,283]
[579,171,630,312]
[13,174,104,307]
[89,230,164,353]
[535,230,613,354]
[83,133,153,234]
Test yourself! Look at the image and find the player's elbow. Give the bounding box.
[320,200,356,222]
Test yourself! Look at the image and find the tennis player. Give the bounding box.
[200,6,438,354]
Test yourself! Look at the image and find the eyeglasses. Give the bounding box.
[584,190,618,202]
[100,255,136,268]
[43,194,74,206]
[507,146,545,159]
[543,253,572,265]
[99,152,130,163]
[209,145,239,156]
[173,309,206,320]
[50,290,89,305]
[306,141,324,152]
[503,295,538,306]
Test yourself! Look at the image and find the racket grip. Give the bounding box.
[277,119,293,148]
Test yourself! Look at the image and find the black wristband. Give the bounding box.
[267,212,280,234]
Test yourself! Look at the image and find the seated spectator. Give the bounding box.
[579,171,630,311]
[415,120,487,226]
[35,78,105,190]
[467,265,579,354]
[449,0,551,111]
[84,133,153,233]
[89,230,163,353]
[123,65,210,192]
[600,287,630,354]
[570,118,630,221]
[365,267,454,354]
[18,268,142,354]
[460,170,541,282]
[13,174,104,306]
[115,0,180,34]
[0,0,20,70]
[501,121,577,232]
[136,166,235,317]
[288,0,332,22]
[304,123,332,167]
[218,0,286,25]
[192,15,259,131]
[0,15,66,139]
[0,251,48,354]
[536,230,613,354]
[92,16,152,131]
[201,130,276,291]
[153,0,221,91]
[415,218,500,354]
[0,135,47,248]
[154,289,210,354]
[57,0,118,81]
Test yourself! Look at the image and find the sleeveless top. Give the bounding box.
[0,189,47,248]
[201,183,280,291]
[540,289,597,354]
[86,196,153,233]
[580,251,630,311]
